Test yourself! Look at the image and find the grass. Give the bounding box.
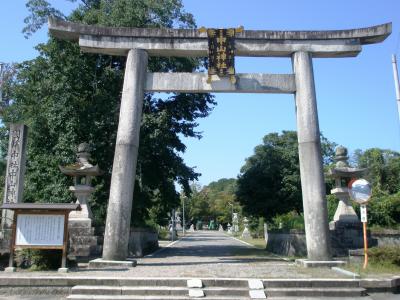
[343,261,400,278]
[230,236,284,259]
[237,237,266,249]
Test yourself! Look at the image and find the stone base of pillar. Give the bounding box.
[68,218,99,260]
[57,267,69,273]
[88,258,136,269]
[0,228,12,254]
[295,259,346,268]
[4,267,16,273]
[330,221,377,256]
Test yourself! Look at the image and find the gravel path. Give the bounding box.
[134,230,343,278]
[0,231,343,279]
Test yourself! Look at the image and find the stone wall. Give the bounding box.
[372,229,400,247]
[266,230,307,257]
[266,229,400,257]
[128,228,159,257]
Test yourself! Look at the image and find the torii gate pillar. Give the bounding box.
[293,51,331,260]
[102,49,148,261]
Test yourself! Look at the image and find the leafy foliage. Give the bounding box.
[3,0,215,226]
[368,246,400,266]
[15,249,62,270]
[352,148,400,228]
[353,148,400,193]
[186,179,241,226]
[236,131,336,221]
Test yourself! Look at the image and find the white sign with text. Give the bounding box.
[360,205,367,223]
[16,214,64,246]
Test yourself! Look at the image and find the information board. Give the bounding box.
[15,214,65,246]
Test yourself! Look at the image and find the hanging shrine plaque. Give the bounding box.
[200,26,243,84]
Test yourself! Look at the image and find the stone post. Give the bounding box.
[102,49,148,261]
[2,124,28,228]
[292,51,331,261]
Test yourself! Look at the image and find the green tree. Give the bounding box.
[185,179,241,226]
[236,131,336,221]
[354,148,400,193]
[352,148,400,228]
[3,0,215,226]
[0,63,19,198]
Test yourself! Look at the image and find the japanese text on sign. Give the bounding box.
[16,214,65,246]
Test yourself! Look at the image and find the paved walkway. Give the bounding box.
[0,231,343,279]
[134,230,342,278]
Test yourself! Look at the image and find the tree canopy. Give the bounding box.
[186,179,241,226]
[1,0,215,226]
[352,148,400,227]
[236,131,336,221]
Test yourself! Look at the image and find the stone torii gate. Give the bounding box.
[48,18,391,264]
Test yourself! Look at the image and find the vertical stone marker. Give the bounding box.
[102,49,148,262]
[292,51,331,261]
[2,124,28,228]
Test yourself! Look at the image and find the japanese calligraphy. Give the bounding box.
[4,125,27,204]
[199,26,243,84]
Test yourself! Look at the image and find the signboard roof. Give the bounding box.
[1,203,81,211]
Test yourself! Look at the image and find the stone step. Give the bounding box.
[69,278,359,288]
[68,296,250,300]
[71,285,250,297]
[68,295,372,300]
[262,279,360,288]
[269,298,372,300]
[71,286,188,296]
[70,284,366,299]
[266,287,366,297]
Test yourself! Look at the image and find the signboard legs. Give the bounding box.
[61,211,69,270]
[6,212,17,272]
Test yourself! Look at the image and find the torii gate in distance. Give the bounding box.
[48,18,391,266]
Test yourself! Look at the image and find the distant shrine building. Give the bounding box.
[48,18,391,264]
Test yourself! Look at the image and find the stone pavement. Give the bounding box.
[0,230,344,279]
[135,230,343,278]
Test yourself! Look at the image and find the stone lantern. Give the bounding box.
[241,217,251,239]
[232,213,239,233]
[59,143,102,259]
[60,143,102,225]
[327,146,372,256]
[328,146,365,226]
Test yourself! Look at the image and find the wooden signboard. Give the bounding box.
[0,203,80,271]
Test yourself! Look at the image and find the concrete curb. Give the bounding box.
[360,276,400,293]
[224,234,292,262]
[228,235,255,247]
[0,275,398,292]
[331,267,360,279]
[145,234,194,258]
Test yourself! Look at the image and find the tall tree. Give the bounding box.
[186,179,241,226]
[236,131,336,221]
[3,0,215,226]
[353,148,400,193]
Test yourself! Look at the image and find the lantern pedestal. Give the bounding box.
[59,143,103,261]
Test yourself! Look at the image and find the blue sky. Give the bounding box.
[1,0,400,186]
